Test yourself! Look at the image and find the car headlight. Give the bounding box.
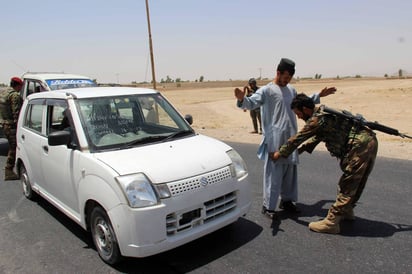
[116,173,159,208]
[227,149,248,179]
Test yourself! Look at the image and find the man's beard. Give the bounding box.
[276,79,287,87]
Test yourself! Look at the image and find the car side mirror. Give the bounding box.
[48,130,71,146]
[184,114,193,125]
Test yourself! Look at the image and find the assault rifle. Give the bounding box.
[321,105,412,139]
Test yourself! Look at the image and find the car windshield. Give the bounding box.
[76,93,194,151]
[46,79,97,90]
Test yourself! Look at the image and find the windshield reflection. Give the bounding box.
[76,93,194,151]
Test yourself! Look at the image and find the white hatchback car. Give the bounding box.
[16,87,251,264]
[20,72,97,100]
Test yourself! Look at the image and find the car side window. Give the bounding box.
[46,100,68,135]
[45,99,79,148]
[27,81,35,96]
[24,80,45,99]
[23,101,44,134]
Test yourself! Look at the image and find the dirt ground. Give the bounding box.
[162,78,412,161]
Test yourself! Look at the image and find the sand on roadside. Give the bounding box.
[162,78,412,161]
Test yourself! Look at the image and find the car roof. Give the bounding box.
[22,72,93,81]
[26,87,159,100]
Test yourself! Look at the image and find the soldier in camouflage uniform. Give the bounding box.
[0,77,23,180]
[271,93,378,234]
[244,78,262,134]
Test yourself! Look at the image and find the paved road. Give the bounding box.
[0,140,411,273]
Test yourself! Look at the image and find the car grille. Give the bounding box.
[166,191,237,236]
[167,166,232,197]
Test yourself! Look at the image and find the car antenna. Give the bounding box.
[11,60,28,73]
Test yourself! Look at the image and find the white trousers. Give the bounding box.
[263,159,298,210]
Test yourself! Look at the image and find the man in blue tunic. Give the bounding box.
[234,58,336,218]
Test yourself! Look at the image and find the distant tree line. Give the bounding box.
[127,68,409,85]
[159,75,204,83]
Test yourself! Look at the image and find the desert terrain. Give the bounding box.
[160,78,412,161]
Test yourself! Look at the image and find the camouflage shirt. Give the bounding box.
[0,87,23,124]
[279,106,374,159]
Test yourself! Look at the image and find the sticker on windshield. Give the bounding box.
[46,79,96,90]
[47,79,95,86]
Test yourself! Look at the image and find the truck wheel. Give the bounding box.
[90,206,122,265]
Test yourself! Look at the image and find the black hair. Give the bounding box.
[291,93,315,111]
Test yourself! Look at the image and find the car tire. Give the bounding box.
[90,206,122,265]
[20,164,36,200]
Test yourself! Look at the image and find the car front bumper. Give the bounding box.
[108,173,251,258]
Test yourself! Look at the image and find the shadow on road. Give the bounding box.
[114,217,263,273]
[269,199,412,238]
[34,192,263,273]
[35,196,94,248]
[0,138,9,156]
[339,219,412,237]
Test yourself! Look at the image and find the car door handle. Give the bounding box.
[42,146,49,153]
[21,134,25,141]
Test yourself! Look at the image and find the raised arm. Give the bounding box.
[234,87,246,101]
[319,86,337,97]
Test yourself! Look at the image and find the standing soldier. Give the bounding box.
[0,77,23,180]
[271,93,378,234]
[244,78,262,134]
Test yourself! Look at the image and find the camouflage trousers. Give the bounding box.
[249,109,261,133]
[330,130,378,215]
[3,124,17,170]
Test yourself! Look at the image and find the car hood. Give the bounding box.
[94,135,233,183]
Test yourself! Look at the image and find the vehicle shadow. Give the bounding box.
[114,217,262,273]
[269,199,412,238]
[35,197,94,247]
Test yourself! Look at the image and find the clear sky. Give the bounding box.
[1,0,411,84]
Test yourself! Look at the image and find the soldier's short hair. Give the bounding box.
[291,93,315,111]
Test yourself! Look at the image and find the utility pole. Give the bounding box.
[145,0,156,89]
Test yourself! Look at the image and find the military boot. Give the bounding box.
[342,206,355,221]
[309,209,342,234]
[4,168,19,181]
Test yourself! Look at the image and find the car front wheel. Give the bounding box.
[90,206,122,265]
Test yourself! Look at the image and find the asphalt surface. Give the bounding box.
[0,139,411,273]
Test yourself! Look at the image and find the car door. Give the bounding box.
[40,99,79,216]
[19,99,46,189]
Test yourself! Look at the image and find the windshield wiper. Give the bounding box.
[121,135,167,148]
[118,130,194,149]
[162,130,194,142]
